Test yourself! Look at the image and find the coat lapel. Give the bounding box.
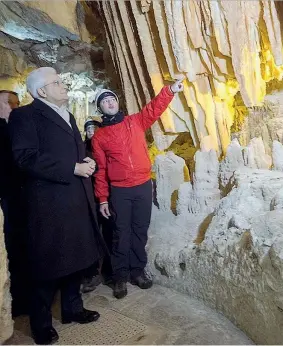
[32,99,74,137]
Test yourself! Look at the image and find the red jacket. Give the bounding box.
[92,86,174,203]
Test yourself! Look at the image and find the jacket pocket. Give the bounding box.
[136,143,151,173]
[107,159,128,182]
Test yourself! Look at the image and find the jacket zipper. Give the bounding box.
[127,122,134,170]
[129,154,134,170]
[121,123,134,170]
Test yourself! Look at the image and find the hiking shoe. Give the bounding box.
[113,281,127,299]
[131,271,153,289]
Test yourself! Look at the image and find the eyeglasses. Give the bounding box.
[42,80,64,88]
[101,97,117,105]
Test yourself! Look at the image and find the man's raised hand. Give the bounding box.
[170,76,185,93]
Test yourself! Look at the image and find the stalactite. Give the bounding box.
[98,0,283,155]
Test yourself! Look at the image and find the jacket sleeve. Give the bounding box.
[132,86,174,131]
[92,134,109,203]
[8,109,76,184]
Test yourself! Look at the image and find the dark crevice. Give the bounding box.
[154,259,169,277]
[194,213,214,245]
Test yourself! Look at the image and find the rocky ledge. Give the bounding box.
[148,138,283,345]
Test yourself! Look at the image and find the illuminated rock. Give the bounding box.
[272,140,283,172]
[0,1,108,134]
[188,149,220,214]
[243,137,272,169]
[148,168,283,344]
[237,91,283,154]
[99,1,283,154]
[219,139,245,189]
[0,210,12,344]
[176,182,192,216]
[0,1,80,42]
[154,152,187,212]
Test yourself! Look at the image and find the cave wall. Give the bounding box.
[98,0,283,154]
[0,0,120,134]
[148,138,283,344]
[97,1,283,344]
[0,210,12,343]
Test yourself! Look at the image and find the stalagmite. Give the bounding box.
[219,138,245,188]
[243,137,272,169]
[272,140,283,172]
[154,152,187,212]
[188,149,220,214]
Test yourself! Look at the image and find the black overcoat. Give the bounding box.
[8,99,105,280]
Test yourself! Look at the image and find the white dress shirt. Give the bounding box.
[39,98,72,128]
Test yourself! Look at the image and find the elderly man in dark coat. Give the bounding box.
[8,67,105,345]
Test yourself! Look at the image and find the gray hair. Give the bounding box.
[26,67,57,98]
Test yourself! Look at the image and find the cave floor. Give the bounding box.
[7,283,253,345]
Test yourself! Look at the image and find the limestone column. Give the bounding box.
[0,209,13,343]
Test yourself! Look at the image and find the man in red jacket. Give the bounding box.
[92,78,184,299]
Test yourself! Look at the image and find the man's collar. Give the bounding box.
[38,98,68,111]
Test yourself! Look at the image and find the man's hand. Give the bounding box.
[74,161,95,178]
[170,77,185,93]
[83,157,96,170]
[100,203,111,219]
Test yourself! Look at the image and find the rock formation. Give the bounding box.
[148,138,283,345]
[154,151,188,212]
[97,5,283,340]
[97,0,283,155]
[0,0,120,133]
[235,91,283,154]
[0,210,12,344]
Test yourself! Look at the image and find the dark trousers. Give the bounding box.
[30,271,83,333]
[100,215,114,282]
[83,261,99,280]
[82,209,113,283]
[110,180,152,281]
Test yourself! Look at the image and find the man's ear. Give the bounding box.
[37,87,46,98]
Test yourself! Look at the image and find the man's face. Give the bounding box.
[0,92,19,121]
[38,72,68,106]
[86,124,96,139]
[8,93,20,109]
[99,96,119,116]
